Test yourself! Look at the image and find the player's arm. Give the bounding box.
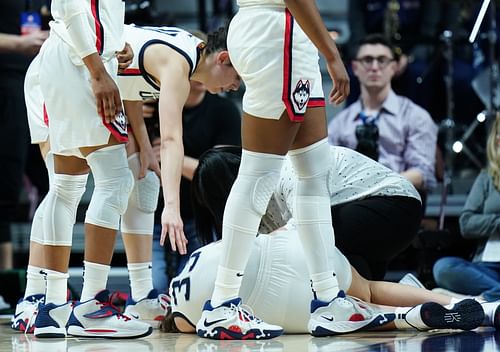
[144,46,191,253]
[57,0,122,122]
[284,0,349,104]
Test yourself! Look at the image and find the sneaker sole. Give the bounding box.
[197,327,283,340]
[67,325,153,339]
[420,299,484,330]
[34,326,67,338]
[309,313,391,337]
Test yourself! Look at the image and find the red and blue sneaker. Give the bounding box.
[67,290,152,339]
[196,298,283,340]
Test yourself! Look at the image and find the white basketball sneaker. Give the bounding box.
[196,298,283,340]
[67,290,153,339]
[11,294,45,333]
[123,289,169,326]
[33,301,72,338]
[309,290,389,337]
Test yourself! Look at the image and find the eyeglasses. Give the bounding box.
[355,56,395,69]
[355,123,379,161]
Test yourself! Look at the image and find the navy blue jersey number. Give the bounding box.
[170,251,201,305]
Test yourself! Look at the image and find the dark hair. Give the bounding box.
[191,146,241,244]
[159,307,180,333]
[356,33,400,60]
[204,24,229,55]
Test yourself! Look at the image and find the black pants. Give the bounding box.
[332,196,422,281]
[0,75,30,243]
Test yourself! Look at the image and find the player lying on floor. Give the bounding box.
[160,146,499,335]
[160,221,498,334]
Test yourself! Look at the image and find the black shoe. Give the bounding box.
[420,299,484,331]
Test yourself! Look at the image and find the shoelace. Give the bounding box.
[100,292,130,321]
[23,297,45,336]
[229,303,262,326]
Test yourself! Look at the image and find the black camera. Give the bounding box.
[355,123,379,161]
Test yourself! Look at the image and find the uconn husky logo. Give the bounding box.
[292,79,310,110]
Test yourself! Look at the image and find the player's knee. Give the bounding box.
[43,173,88,246]
[289,138,330,196]
[127,153,160,213]
[230,150,284,216]
[85,145,134,230]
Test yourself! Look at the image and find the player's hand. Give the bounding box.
[160,207,187,254]
[326,57,350,105]
[17,30,48,56]
[90,71,123,123]
[138,146,160,179]
[116,42,133,74]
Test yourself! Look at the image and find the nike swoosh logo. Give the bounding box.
[130,313,139,319]
[13,311,24,319]
[204,317,226,327]
[321,315,334,322]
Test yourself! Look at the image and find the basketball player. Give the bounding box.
[116,24,241,258]
[161,221,492,334]
[11,42,168,335]
[23,0,151,339]
[177,0,381,340]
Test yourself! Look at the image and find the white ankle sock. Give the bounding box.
[81,261,110,301]
[311,272,340,302]
[211,266,243,307]
[24,265,46,298]
[128,262,153,301]
[45,269,69,305]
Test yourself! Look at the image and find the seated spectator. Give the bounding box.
[433,116,500,302]
[328,34,438,205]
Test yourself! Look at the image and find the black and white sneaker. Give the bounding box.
[419,299,484,331]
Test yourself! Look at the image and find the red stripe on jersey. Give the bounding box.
[91,0,103,54]
[307,98,326,108]
[43,103,49,127]
[121,68,141,75]
[282,9,293,119]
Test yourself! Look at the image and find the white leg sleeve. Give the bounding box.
[212,150,284,304]
[30,152,55,245]
[42,173,88,246]
[289,138,339,300]
[85,145,134,230]
[120,153,160,235]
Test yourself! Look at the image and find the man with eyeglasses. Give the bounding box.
[328,33,437,280]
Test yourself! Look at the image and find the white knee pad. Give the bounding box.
[30,152,56,244]
[85,145,134,230]
[30,196,47,244]
[43,173,88,246]
[223,150,284,234]
[121,153,160,235]
[289,138,331,196]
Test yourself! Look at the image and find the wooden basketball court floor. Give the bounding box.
[2,318,500,352]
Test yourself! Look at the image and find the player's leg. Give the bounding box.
[33,154,89,338]
[66,140,151,339]
[12,145,52,333]
[120,151,167,325]
[347,265,485,331]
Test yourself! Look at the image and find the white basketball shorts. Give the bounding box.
[228,6,325,122]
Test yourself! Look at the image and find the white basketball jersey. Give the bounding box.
[118,25,203,101]
[50,0,125,64]
[170,223,352,333]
